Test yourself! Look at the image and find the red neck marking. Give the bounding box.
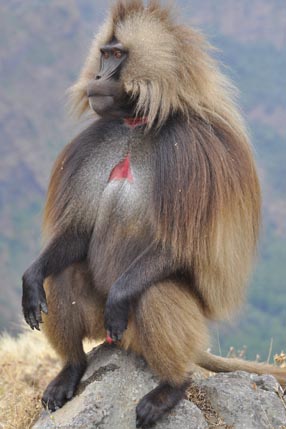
[124,117,148,128]
[109,153,133,183]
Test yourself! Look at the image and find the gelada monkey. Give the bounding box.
[22,1,286,427]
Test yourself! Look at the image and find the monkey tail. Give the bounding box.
[197,351,286,388]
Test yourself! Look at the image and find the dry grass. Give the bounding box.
[0,329,97,429]
[274,352,286,367]
[0,328,60,429]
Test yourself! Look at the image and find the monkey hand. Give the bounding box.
[22,267,48,331]
[104,294,129,342]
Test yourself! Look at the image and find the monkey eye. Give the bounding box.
[114,50,122,59]
[102,51,110,60]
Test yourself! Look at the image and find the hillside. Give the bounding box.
[0,0,285,358]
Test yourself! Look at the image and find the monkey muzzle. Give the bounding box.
[88,95,115,115]
[87,78,124,116]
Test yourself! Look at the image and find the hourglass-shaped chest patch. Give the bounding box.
[109,153,133,183]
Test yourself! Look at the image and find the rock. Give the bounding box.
[33,344,207,429]
[33,344,286,429]
[199,371,286,429]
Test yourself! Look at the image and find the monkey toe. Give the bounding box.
[42,380,74,411]
[42,387,71,412]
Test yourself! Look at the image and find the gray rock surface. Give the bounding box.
[199,371,286,429]
[33,344,286,429]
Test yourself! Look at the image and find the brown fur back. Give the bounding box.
[152,115,260,319]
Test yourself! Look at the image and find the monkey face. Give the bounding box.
[87,39,135,118]
[70,3,181,126]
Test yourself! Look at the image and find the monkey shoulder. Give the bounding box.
[52,119,128,177]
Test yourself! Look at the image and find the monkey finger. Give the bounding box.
[23,313,31,328]
[39,288,48,313]
[40,301,48,315]
[26,315,35,330]
[31,319,40,331]
[28,312,39,331]
[35,308,43,325]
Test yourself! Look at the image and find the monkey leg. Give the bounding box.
[42,262,105,411]
[121,280,208,428]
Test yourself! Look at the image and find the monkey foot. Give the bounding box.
[136,381,189,428]
[42,361,86,411]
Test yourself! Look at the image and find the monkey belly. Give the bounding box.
[88,176,153,296]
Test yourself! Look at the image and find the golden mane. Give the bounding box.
[69,0,247,135]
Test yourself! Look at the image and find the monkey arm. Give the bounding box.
[22,230,89,331]
[104,243,175,341]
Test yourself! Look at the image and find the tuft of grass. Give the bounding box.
[0,328,60,429]
[274,352,286,368]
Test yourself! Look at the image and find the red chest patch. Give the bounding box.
[109,154,133,183]
[124,117,148,128]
